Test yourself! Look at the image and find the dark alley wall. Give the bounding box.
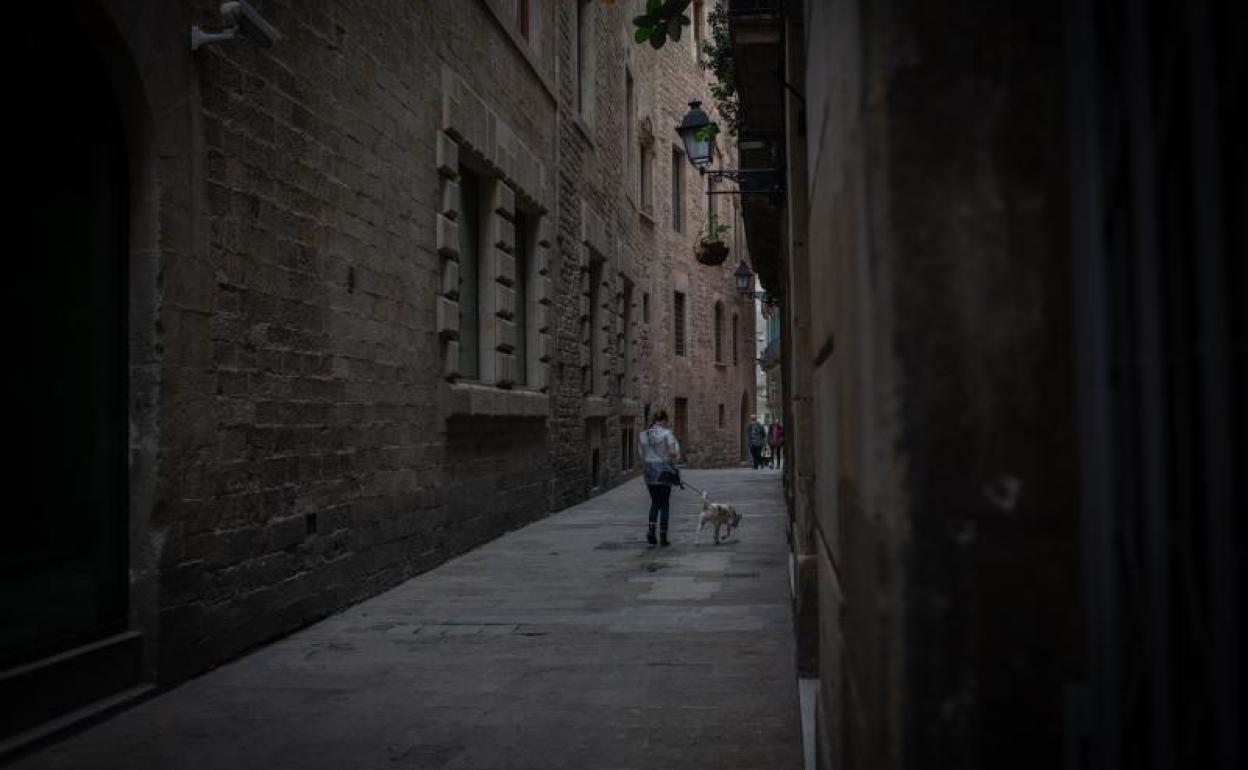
[801,0,1083,767]
[778,0,1245,768]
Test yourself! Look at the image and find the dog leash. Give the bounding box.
[680,480,706,496]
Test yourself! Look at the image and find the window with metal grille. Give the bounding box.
[732,313,739,365]
[673,291,686,356]
[576,1,592,119]
[671,147,683,232]
[622,279,634,396]
[457,166,480,379]
[512,210,529,386]
[640,144,654,212]
[625,68,635,200]
[714,302,724,362]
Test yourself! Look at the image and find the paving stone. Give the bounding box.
[12,469,798,770]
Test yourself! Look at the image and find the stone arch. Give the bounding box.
[73,0,199,686]
[0,2,197,738]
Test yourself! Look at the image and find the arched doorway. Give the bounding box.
[3,3,129,680]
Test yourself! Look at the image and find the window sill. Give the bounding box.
[638,207,656,226]
[439,381,550,424]
[584,395,613,419]
[713,361,729,369]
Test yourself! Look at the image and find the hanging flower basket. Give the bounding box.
[696,239,729,266]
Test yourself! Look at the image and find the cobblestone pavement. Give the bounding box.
[13,468,800,770]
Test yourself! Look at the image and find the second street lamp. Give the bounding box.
[734,260,754,297]
[734,260,778,306]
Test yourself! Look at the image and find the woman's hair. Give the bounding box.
[651,409,669,425]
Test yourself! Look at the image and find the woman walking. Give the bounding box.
[638,409,681,547]
[768,418,784,469]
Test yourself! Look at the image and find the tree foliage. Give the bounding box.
[699,1,739,135]
[609,0,739,136]
[630,0,693,49]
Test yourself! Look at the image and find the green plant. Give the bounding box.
[695,122,720,142]
[701,211,730,243]
[609,0,738,135]
[629,0,693,49]
[700,1,739,135]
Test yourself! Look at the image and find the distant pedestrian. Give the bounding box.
[748,416,767,469]
[768,418,784,469]
[638,409,681,547]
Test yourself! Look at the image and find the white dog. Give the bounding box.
[697,491,742,545]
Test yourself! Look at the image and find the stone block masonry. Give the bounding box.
[6,0,753,718]
[546,0,756,512]
[154,0,564,683]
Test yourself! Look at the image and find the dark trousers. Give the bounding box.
[769,443,782,468]
[647,484,672,530]
[750,445,764,469]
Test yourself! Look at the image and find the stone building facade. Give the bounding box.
[548,0,755,500]
[726,1,1244,769]
[0,0,752,748]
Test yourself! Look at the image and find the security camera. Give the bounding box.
[221,2,282,48]
[191,1,282,51]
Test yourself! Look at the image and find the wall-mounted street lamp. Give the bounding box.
[675,101,716,171]
[674,100,783,201]
[734,260,755,297]
[734,260,780,307]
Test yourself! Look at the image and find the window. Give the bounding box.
[576,1,592,119]
[693,1,705,62]
[714,301,724,362]
[516,0,530,39]
[640,144,654,212]
[674,291,686,356]
[643,292,650,323]
[732,313,739,365]
[512,210,530,386]
[621,420,635,471]
[671,147,684,232]
[707,174,716,227]
[588,259,603,393]
[718,403,725,429]
[625,68,635,199]
[457,166,481,379]
[674,397,688,448]
[622,279,634,397]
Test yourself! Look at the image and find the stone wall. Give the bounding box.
[547,0,755,510]
[157,0,565,680]
[23,0,756,696]
[796,1,1083,767]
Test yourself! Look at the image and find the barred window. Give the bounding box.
[714,301,724,362]
[674,291,686,357]
[457,166,481,379]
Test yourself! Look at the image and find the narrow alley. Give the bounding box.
[12,469,800,770]
[4,2,1241,768]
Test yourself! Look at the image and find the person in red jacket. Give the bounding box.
[768,418,784,469]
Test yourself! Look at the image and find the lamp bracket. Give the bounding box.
[701,168,784,203]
